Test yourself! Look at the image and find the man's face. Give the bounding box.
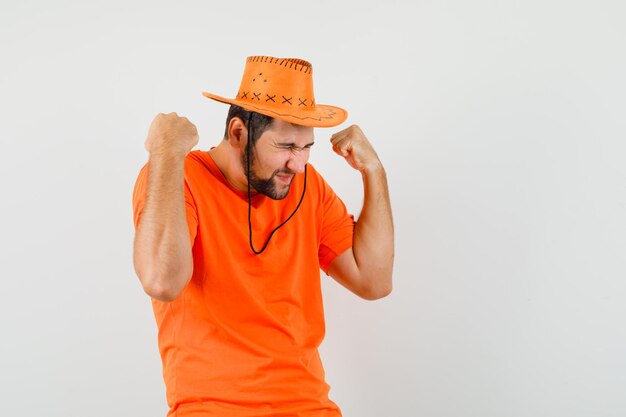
[242,119,314,200]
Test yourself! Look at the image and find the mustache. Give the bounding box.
[274,169,296,176]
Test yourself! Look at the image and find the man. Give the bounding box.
[132,56,394,417]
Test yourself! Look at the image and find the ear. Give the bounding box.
[227,117,247,150]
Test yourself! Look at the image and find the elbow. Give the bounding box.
[361,273,393,301]
[356,253,394,301]
[142,280,184,302]
[134,264,192,303]
[363,284,393,301]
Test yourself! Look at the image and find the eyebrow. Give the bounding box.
[275,141,315,147]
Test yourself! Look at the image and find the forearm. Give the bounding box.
[133,153,193,301]
[353,163,394,296]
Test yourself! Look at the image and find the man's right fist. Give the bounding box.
[145,112,199,158]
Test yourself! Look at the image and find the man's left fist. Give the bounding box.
[330,125,382,173]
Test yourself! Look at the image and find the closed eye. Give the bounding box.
[276,142,315,152]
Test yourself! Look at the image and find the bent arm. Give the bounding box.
[328,162,394,300]
[133,153,193,302]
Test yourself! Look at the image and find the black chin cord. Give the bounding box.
[247,113,307,255]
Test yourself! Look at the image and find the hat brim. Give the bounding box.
[202,92,347,128]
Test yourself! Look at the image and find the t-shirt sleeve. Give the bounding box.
[317,174,355,274]
[131,162,198,247]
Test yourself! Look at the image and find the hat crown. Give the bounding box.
[236,56,316,111]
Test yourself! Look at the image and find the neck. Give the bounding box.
[209,140,258,195]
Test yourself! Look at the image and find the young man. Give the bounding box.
[132,56,394,417]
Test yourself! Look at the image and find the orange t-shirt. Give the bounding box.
[132,150,355,417]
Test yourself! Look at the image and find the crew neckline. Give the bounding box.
[193,149,264,200]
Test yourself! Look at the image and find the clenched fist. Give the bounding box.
[145,112,199,158]
[330,125,382,173]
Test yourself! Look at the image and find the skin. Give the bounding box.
[327,125,394,300]
[133,112,198,302]
[134,112,394,302]
[210,116,314,199]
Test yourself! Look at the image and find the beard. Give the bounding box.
[242,144,295,200]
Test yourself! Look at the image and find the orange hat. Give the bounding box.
[202,56,347,128]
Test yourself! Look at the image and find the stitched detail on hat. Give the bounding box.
[238,91,313,105]
[247,56,312,74]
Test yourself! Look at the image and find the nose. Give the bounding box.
[286,150,308,174]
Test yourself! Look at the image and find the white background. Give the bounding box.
[1,0,625,416]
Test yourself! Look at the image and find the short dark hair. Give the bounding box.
[223,104,274,146]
